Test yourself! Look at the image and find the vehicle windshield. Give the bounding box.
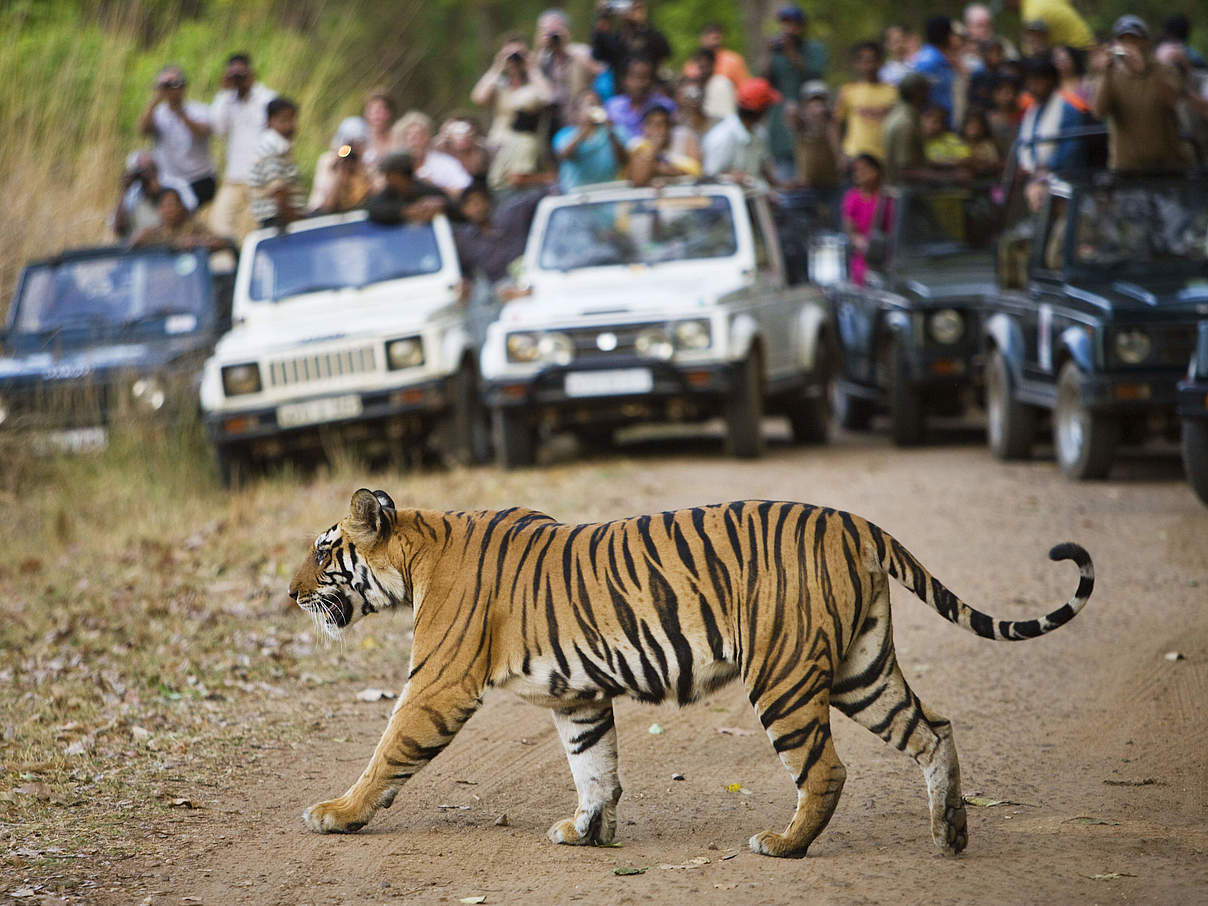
[538,195,738,271]
[896,188,999,259]
[1071,185,1208,273]
[248,218,443,302]
[10,250,211,337]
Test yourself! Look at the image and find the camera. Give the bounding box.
[589,106,608,125]
[606,0,633,14]
[336,144,359,162]
[507,50,525,65]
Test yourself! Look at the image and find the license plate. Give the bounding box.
[41,426,108,453]
[277,394,363,428]
[565,368,654,398]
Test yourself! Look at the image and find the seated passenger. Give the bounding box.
[554,90,626,190]
[111,150,163,239]
[626,104,701,186]
[390,110,473,197]
[364,151,449,225]
[129,181,227,251]
[309,117,372,215]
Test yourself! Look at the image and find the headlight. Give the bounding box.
[221,363,262,396]
[386,336,424,370]
[635,327,674,360]
[673,319,711,350]
[131,377,166,411]
[506,332,540,363]
[1114,329,1151,365]
[537,332,574,366]
[929,309,964,345]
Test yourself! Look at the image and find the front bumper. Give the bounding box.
[898,344,980,388]
[204,378,449,448]
[1177,380,1208,420]
[1080,369,1183,413]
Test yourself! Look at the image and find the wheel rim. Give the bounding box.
[1055,375,1085,466]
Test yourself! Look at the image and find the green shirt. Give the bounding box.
[766,39,828,162]
[882,102,924,184]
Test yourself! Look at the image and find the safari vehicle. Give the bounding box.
[982,173,1208,480]
[200,210,493,485]
[0,244,234,450]
[478,181,833,467]
[1178,322,1208,505]
[824,183,999,445]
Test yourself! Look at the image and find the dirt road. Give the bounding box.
[90,425,1207,905]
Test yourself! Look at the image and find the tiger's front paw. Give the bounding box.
[749,829,808,859]
[303,796,372,834]
[547,804,616,846]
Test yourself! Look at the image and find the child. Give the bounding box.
[922,104,969,165]
[840,153,891,286]
[987,76,1023,159]
[249,97,307,229]
[961,108,1001,175]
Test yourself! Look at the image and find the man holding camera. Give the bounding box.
[209,53,276,243]
[554,90,627,189]
[110,150,163,240]
[1092,15,1189,172]
[591,0,671,76]
[138,65,216,208]
[764,5,828,183]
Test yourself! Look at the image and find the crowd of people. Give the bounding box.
[110,1,1208,290]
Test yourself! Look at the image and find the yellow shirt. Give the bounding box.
[835,81,898,161]
[1022,0,1093,49]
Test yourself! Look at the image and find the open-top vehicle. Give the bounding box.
[825,182,1000,444]
[479,181,833,467]
[0,244,234,450]
[983,173,1208,480]
[200,210,494,484]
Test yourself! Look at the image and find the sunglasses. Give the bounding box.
[159,79,187,89]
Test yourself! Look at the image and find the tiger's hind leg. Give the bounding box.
[547,701,623,847]
[831,578,967,855]
[747,683,847,858]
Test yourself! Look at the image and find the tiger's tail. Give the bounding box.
[874,529,1094,641]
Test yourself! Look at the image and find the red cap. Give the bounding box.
[736,78,783,112]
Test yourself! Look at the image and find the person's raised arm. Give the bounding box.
[138,88,163,137]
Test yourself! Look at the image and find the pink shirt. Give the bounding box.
[841,188,892,285]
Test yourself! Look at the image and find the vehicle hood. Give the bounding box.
[510,269,746,324]
[0,336,208,385]
[1066,277,1208,318]
[896,255,996,303]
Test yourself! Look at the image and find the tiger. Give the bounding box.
[289,489,1093,858]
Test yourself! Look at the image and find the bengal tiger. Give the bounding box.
[289,489,1093,858]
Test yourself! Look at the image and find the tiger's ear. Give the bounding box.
[348,488,394,543]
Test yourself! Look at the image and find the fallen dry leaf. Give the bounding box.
[613,867,645,876]
[1088,872,1137,881]
[1103,777,1156,787]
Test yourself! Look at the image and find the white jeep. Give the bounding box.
[480,182,834,467]
[200,210,493,484]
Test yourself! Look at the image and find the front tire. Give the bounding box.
[215,442,253,489]
[725,351,765,459]
[1054,361,1118,480]
[441,361,492,466]
[1182,418,1208,505]
[888,341,925,446]
[787,340,833,445]
[493,407,537,469]
[985,348,1036,460]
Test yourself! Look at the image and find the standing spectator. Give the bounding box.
[697,22,750,87]
[1020,20,1052,58]
[910,16,959,127]
[1052,45,1091,105]
[471,37,555,193]
[138,65,216,206]
[880,25,918,86]
[765,5,828,183]
[1005,0,1092,51]
[554,90,626,189]
[248,97,306,229]
[434,116,491,181]
[110,151,163,240]
[535,9,595,139]
[308,117,372,215]
[792,82,841,203]
[1157,14,1206,70]
[365,151,449,225]
[841,154,891,286]
[603,56,674,142]
[702,77,780,183]
[1091,17,1189,172]
[882,72,934,183]
[967,39,1008,111]
[1018,55,1089,176]
[833,41,898,165]
[1154,33,1208,165]
[961,108,1002,174]
[390,110,472,198]
[963,4,1018,61]
[590,0,671,76]
[693,48,737,122]
[362,93,396,171]
[626,104,701,186]
[208,53,276,243]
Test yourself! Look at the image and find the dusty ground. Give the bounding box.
[3,420,1206,905]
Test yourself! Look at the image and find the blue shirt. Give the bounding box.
[554,125,620,190]
[910,44,955,126]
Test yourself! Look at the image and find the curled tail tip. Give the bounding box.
[1049,542,1092,571]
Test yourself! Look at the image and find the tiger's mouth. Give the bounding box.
[299,594,353,630]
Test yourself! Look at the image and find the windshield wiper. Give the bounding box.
[39,314,111,345]
[276,282,353,300]
[122,310,194,331]
[359,269,421,287]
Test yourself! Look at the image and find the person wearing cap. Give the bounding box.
[248,97,307,229]
[364,151,450,225]
[702,77,780,183]
[1092,16,1189,172]
[209,53,277,244]
[129,180,225,251]
[111,151,164,240]
[833,41,898,165]
[909,16,960,128]
[1020,19,1051,57]
[138,65,217,208]
[309,117,372,215]
[1006,0,1092,51]
[390,110,473,198]
[764,5,828,183]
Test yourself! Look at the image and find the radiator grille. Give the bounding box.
[267,345,378,388]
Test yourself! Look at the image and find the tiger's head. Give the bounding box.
[288,488,411,639]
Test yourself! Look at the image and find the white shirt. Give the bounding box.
[702,73,737,121]
[210,82,277,183]
[1018,93,1065,172]
[416,149,472,194]
[702,113,768,178]
[151,100,215,183]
